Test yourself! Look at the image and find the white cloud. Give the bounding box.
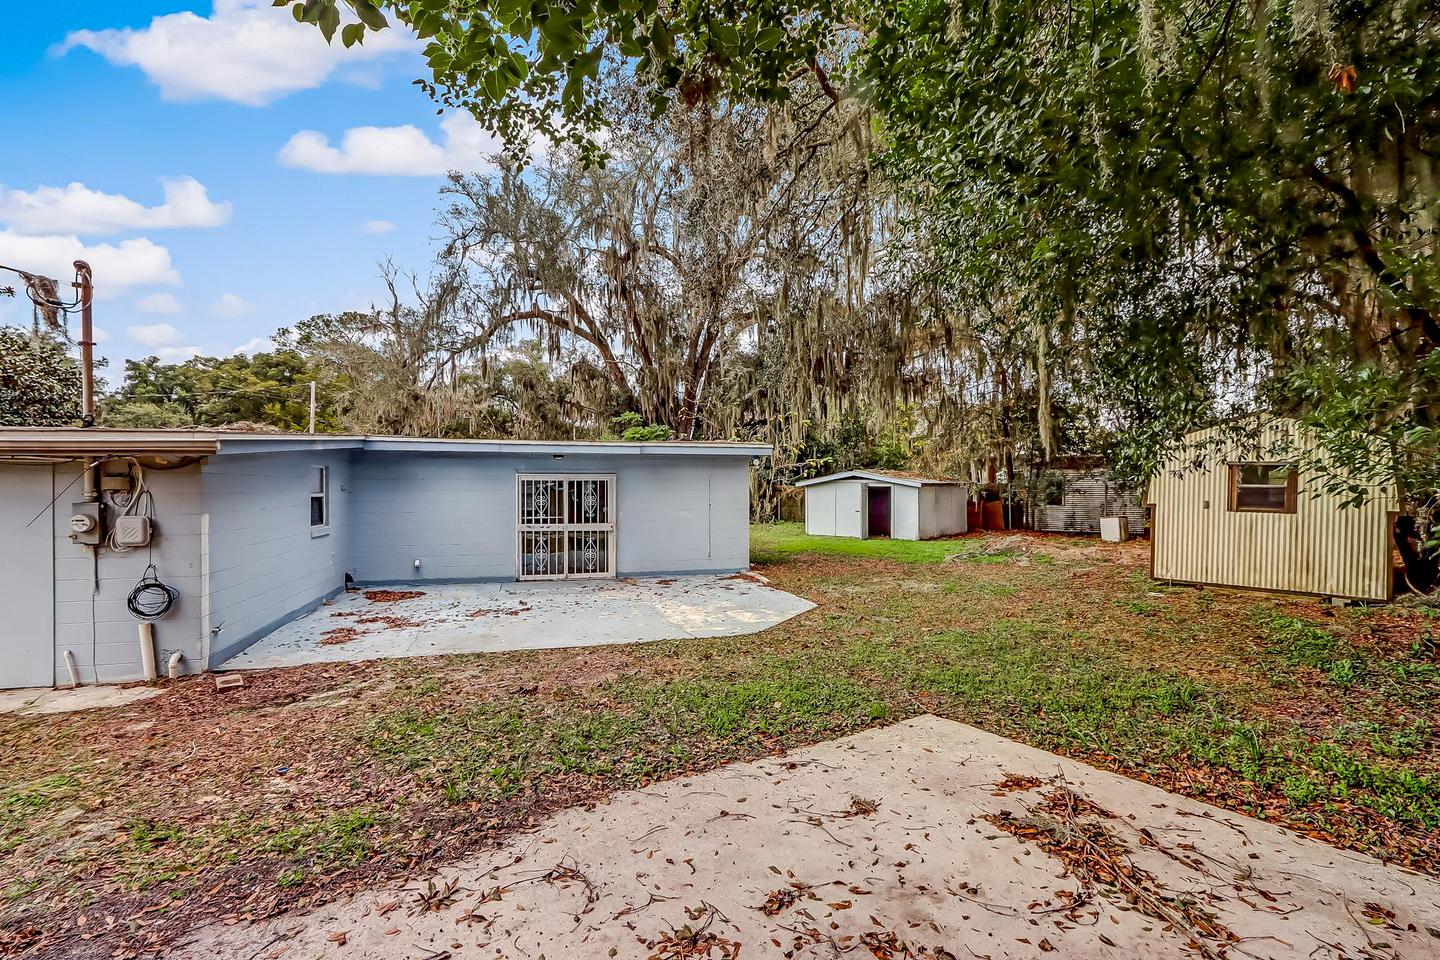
[92,326,112,344]
[210,292,255,317]
[0,230,179,297]
[155,345,204,362]
[126,322,185,348]
[278,112,501,176]
[0,177,230,236]
[135,292,183,315]
[233,336,275,355]
[359,219,396,235]
[60,0,415,107]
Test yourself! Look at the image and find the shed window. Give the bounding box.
[1229,463,1296,513]
[1042,475,1065,506]
[309,466,329,528]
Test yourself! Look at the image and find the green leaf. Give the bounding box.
[352,0,388,30]
[755,26,785,51]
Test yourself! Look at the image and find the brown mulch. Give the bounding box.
[319,626,364,645]
[362,590,426,603]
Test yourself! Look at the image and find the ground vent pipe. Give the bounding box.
[139,623,158,682]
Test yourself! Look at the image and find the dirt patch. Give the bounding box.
[362,589,426,603]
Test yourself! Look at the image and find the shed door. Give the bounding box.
[517,475,617,580]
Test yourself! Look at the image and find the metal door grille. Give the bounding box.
[517,475,616,579]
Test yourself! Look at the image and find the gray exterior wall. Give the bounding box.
[1,464,59,687]
[350,452,750,581]
[203,450,356,664]
[917,485,968,539]
[1,447,753,688]
[0,462,207,687]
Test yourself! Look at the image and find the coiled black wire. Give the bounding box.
[128,563,179,622]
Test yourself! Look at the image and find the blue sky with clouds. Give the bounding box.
[1,1,500,377]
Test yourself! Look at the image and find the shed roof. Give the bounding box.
[0,427,772,460]
[794,469,962,489]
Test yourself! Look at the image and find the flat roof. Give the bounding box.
[0,427,772,460]
[794,469,962,488]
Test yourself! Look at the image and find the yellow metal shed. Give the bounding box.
[1147,420,1398,602]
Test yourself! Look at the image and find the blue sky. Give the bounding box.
[1,1,500,380]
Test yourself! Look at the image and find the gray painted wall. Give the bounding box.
[203,450,355,663]
[0,465,57,687]
[1,448,752,687]
[0,462,208,687]
[917,486,968,539]
[350,452,751,581]
[51,463,206,686]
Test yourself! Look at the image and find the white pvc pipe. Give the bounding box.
[138,623,158,682]
[63,650,81,688]
[167,651,184,680]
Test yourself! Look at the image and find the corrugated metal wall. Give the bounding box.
[1148,423,1396,601]
[1032,471,1146,535]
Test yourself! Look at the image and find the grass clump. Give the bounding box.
[1263,614,1366,685]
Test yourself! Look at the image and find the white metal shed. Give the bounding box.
[796,470,967,541]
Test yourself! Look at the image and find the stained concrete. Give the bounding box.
[177,715,1440,960]
[223,575,816,670]
[0,684,161,716]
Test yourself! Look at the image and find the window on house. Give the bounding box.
[1229,463,1296,513]
[310,466,329,528]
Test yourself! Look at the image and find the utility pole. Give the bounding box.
[308,380,317,433]
[74,261,95,427]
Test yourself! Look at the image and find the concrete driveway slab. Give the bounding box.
[222,575,815,670]
[177,715,1440,959]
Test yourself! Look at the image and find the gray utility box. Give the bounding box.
[113,515,153,548]
[69,502,103,545]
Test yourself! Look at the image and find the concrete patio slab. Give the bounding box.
[222,574,816,670]
[0,684,161,716]
[177,715,1440,959]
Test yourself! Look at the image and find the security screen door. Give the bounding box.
[516,475,617,579]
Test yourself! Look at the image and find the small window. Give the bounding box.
[1042,475,1065,507]
[1229,462,1296,513]
[310,465,329,528]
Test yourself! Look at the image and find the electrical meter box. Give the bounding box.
[69,502,103,545]
[113,515,153,548]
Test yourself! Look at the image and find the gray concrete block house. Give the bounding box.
[0,428,768,689]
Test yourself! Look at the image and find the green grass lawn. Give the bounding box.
[2,522,1437,958]
[749,522,979,564]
